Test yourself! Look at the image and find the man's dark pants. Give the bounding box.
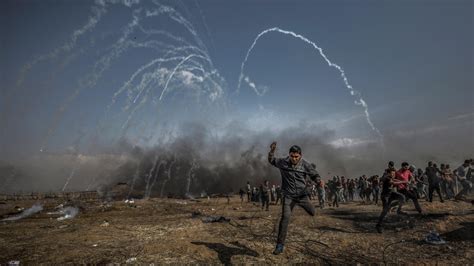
[277,194,315,245]
[261,194,270,210]
[377,191,405,226]
[373,187,380,205]
[428,183,443,202]
[399,189,422,213]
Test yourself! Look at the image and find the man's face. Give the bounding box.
[390,171,396,178]
[289,152,301,165]
[402,165,409,171]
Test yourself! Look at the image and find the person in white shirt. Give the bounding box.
[454,160,473,199]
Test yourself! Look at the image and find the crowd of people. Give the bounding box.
[240,159,474,212]
[237,141,473,255]
[239,151,473,254]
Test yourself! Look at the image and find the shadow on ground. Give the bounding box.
[191,241,258,265]
[327,208,460,233]
[442,222,474,242]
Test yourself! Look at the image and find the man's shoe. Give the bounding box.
[273,243,284,255]
[376,224,383,233]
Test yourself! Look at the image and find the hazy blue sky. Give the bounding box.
[1,0,473,159]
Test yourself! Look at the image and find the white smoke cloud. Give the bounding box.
[2,204,43,221]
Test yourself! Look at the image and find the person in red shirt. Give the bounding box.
[396,162,422,214]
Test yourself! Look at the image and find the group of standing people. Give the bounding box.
[239,180,283,211]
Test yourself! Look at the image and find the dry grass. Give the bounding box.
[0,195,472,264]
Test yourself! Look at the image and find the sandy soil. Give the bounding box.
[0,195,472,264]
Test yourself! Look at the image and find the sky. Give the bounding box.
[0,0,473,192]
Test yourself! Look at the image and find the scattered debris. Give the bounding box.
[99,202,113,212]
[191,211,202,218]
[7,260,20,266]
[189,199,201,203]
[58,225,69,229]
[175,201,188,205]
[100,220,110,227]
[92,244,98,247]
[126,257,137,263]
[201,216,231,223]
[425,231,446,245]
[124,199,135,204]
[2,204,43,221]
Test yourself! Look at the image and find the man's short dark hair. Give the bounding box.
[401,162,409,167]
[388,161,394,167]
[289,145,302,154]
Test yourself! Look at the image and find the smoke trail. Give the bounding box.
[243,76,268,96]
[127,161,141,198]
[56,1,224,188]
[151,0,210,58]
[193,0,215,52]
[238,27,383,142]
[37,7,143,153]
[159,54,208,101]
[38,1,220,152]
[160,156,176,197]
[17,0,143,87]
[16,5,106,87]
[2,204,43,221]
[147,160,165,198]
[186,158,199,194]
[62,164,77,192]
[144,155,159,198]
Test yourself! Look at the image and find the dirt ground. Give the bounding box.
[1,195,473,265]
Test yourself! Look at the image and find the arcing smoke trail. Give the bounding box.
[13,0,226,194]
[238,27,384,142]
[159,54,206,101]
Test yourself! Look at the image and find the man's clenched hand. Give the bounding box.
[270,142,277,152]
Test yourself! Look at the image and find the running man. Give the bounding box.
[268,142,320,255]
